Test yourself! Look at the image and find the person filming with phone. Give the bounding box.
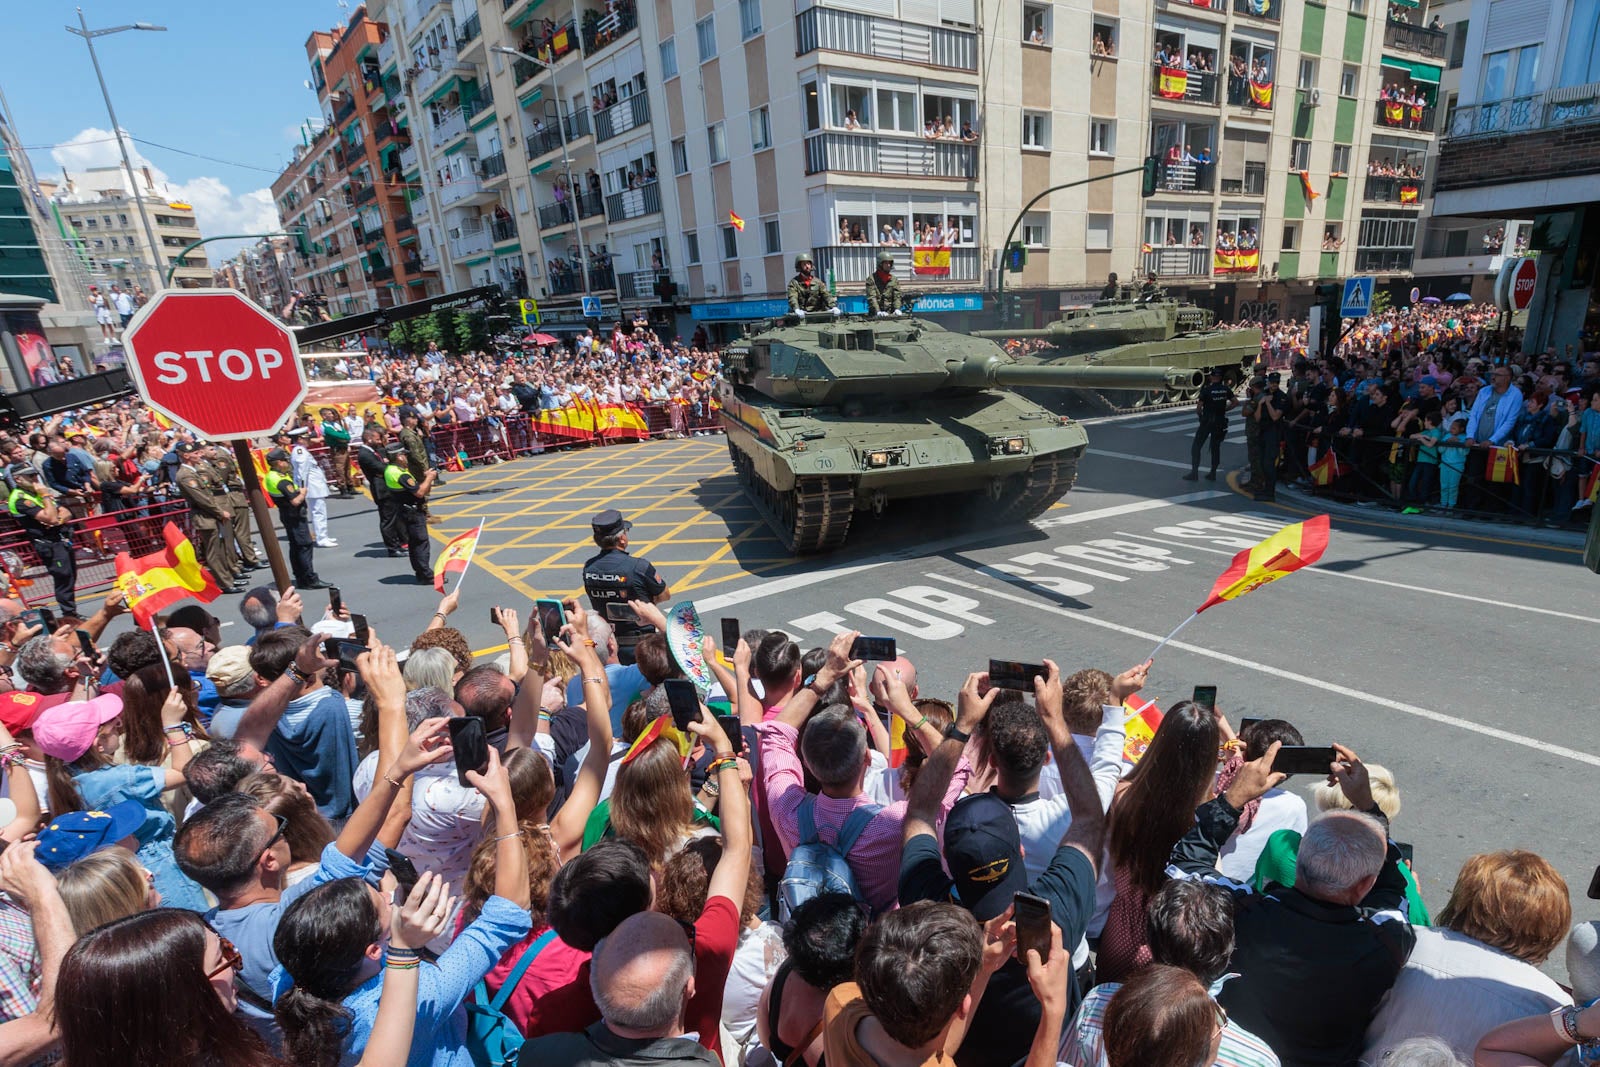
[582,509,670,666]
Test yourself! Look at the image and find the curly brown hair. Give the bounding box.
[653,836,767,928]
[1061,668,1114,736]
[410,627,473,676]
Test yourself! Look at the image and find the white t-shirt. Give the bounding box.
[351,752,485,894]
[0,759,49,819]
[722,921,786,1052]
[1215,788,1308,882]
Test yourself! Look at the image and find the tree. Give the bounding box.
[1369,289,1393,317]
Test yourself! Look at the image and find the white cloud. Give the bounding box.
[47,127,279,263]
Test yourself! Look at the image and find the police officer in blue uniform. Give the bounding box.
[264,448,326,590]
[1184,367,1238,482]
[384,443,437,583]
[7,464,75,615]
[582,509,670,664]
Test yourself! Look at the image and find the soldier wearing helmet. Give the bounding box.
[786,252,837,316]
[865,250,903,316]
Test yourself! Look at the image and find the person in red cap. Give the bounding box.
[0,688,67,819]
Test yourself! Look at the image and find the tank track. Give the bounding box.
[729,440,856,554]
[991,450,1081,523]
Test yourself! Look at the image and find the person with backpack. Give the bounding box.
[761,631,970,918]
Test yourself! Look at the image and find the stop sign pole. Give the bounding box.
[122,289,309,595]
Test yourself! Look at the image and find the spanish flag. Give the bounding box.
[1309,450,1348,487]
[1236,247,1260,271]
[912,246,951,276]
[1485,446,1520,485]
[728,211,745,231]
[433,523,481,592]
[1197,514,1330,613]
[1400,184,1419,204]
[1213,247,1239,274]
[1298,170,1320,202]
[1249,78,1274,107]
[1385,100,1405,124]
[621,715,694,765]
[114,523,221,627]
[1122,694,1164,764]
[1158,67,1188,99]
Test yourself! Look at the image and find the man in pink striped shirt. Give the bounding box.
[759,631,969,915]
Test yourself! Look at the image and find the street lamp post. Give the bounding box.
[492,44,590,298]
[66,9,168,295]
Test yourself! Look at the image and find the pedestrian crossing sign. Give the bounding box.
[581,296,603,318]
[519,298,540,325]
[1340,277,1374,318]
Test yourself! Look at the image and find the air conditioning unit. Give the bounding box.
[1308,88,1322,107]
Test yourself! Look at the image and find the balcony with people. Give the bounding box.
[536,173,606,230]
[525,106,592,160]
[1152,35,1219,105]
[1363,150,1425,204]
[801,81,978,179]
[814,211,980,283]
[1384,4,1447,59]
[1375,80,1436,131]
[1212,218,1262,276]
[1150,123,1218,192]
[1226,42,1275,110]
[593,80,650,142]
[515,17,578,77]
[580,0,638,55]
[1142,215,1214,278]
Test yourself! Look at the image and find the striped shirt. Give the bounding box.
[1061,981,1281,1067]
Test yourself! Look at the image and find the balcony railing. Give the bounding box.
[403,255,425,274]
[795,6,977,71]
[547,268,584,295]
[1445,88,1600,140]
[450,227,493,259]
[512,57,540,86]
[537,191,605,229]
[412,197,431,222]
[584,264,612,290]
[1219,162,1268,195]
[399,144,419,172]
[1142,247,1212,278]
[438,174,487,207]
[393,213,415,232]
[479,151,507,179]
[1226,76,1275,110]
[1363,175,1424,204]
[463,98,494,124]
[413,53,473,99]
[621,268,669,300]
[334,95,356,123]
[1384,19,1447,59]
[429,108,468,149]
[1151,160,1217,193]
[1232,0,1281,18]
[528,109,591,158]
[459,12,482,43]
[1151,65,1220,106]
[814,244,980,284]
[1375,99,1435,131]
[491,217,518,242]
[378,36,396,71]
[804,132,977,179]
[594,92,650,142]
[382,73,402,100]
[581,2,638,53]
[370,263,395,282]
[604,182,662,223]
[1355,248,1415,272]
[520,19,578,65]
[352,184,378,206]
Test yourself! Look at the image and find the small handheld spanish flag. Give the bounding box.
[728,211,745,231]
[1485,446,1520,485]
[115,523,222,627]
[1309,450,1348,487]
[433,522,482,593]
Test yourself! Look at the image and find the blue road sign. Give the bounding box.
[1340,277,1374,318]
[581,296,603,318]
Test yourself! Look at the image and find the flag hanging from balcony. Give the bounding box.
[912,246,951,276]
[1141,242,1153,254]
[1409,102,1424,124]
[1158,67,1189,98]
[1249,78,1274,107]
[1400,184,1419,203]
[1236,247,1259,271]
[1298,170,1319,202]
[728,211,745,231]
[1384,100,1405,124]
[1213,246,1239,274]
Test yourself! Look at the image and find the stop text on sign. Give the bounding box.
[151,347,287,385]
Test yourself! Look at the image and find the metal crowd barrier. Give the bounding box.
[0,498,196,606]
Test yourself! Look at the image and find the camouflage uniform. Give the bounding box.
[787,273,835,313]
[864,270,902,314]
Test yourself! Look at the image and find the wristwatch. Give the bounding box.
[942,722,970,745]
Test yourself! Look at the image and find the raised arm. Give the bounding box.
[0,722,40,841]
[691,707,750,905]
[0,844,74,1067]
[547,608,615,857]
[357,873,454,1067]
[233,634,335,750]
[466,748,529,909]
[904,671,995,843]
[334,711,454,862]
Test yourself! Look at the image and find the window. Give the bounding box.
[1340,64,1358,96]
[1089,119,1115,155]
[876,88,918,133]
[696,15,717,62]
[1448,25,1467,70]
[516,185,530,213]
[660,38,678,79]
[739,0,762,39]
[1558,0,1600,86]
[1086,213,1112,250]
[1228,40,1276,108]
[1151,119,1217,190]
[109,237,120,249]
[762,218,781,255]
[684,231,701,264]
[1022,211,1049,247]
[1215,216,1261,272]
[1349,0,1364,13]
[1282,222,1299,250]
[721,224,738,259]
[1357,212,1417,249]
[1289,139,1311,169]
[1331,144,1351,175]
[751,107,771,150]
[707,122,727,163]
[1022,111,1051,149]
[1023,3,1049,44]
[671,137,689,174]
[1219,128,1268,195]
[803,81,820,131]
[1145,211,1208,250]
[1297,58,1317,89]
[830,84,872,128]
[922,91,977,133]
[1093,19,1118,56]
[118,213,129,226]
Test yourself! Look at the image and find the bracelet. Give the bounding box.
[493,829,524,843]
[382,772,407,789]
[538,710,553,722]
[701,777,721,798]
[433,611,447,621]
[583,676,603,684]
[583,639,596,648]
[386,947,423,962]
[285,665,310,686]
[912,715,931,733]
[166,736,193,748]
[163,722,193,736]
[385,957,421,971]
[706,756,739,777]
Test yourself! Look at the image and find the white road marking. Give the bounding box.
[924,571,1600,767]
[694,493,1222,611]
[1113,530,1600,625]
[1152,420,1202,434]
[1087,448,1220,472]
[1078,412,1192,428]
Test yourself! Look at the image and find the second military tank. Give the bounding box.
[718,311,1199,553]
[973,286,1262,410]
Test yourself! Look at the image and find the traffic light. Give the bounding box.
[1005,242,1027,273]
[1141,156,1160,198]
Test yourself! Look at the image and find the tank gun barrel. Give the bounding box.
[969,326,1069,340]
[949,357,1200,392]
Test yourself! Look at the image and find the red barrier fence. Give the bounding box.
[0,499,196,606]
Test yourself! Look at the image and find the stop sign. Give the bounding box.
[122,289,307,440]
[1511,257,1538,312]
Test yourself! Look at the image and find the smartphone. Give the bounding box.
[535,598,567,648]
[1192,685,1218,713]
[1397,841,1416,866]
[850,636,897,662]
[74,629,96,661]
[1271,745,1339,776]
[18,609,42,628]
[384,847,420,899]
[1013,892,1053,963]
[1238,717,1263,735]
[350,613,369,646]
[38,607,56,632]
[1588,863,1600,901]
[663,678,701,732]
[328,586,343,615]
[714,713,745,754]
[321,637,368,671]
[447,716,490,787]
[720,618,741,651]
[489,606,502,626]
[988,659,1046,692]
[604,601,639,625]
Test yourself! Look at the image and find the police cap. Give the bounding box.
[265,448,291,464]
[591,508,632,537]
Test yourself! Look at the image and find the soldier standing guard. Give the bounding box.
[175,443,244,593]
[864,251,903,316]
[786,253,837,316]
[211,446,263,571]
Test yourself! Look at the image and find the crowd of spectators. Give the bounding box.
[0,575,1593,1067]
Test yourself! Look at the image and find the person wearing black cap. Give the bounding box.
[6,463,77,615]
[175,443,243,593]
[1184,367,1237,482]
[383,443,436,582]
[398,406,437,525]
[355,425,404,556]
[582,509,669,663]
[1256,371,1287,501]
[264,449,325,589]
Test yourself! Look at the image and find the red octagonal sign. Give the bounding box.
[1511,257,1538,312]
[122,289,307,441]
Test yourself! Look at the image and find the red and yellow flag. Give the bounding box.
[1158,67,1189,98]
[1309,450,1348,487]
[728,211,745,231]
[1485,446,1520,485]
[912,246,951,276]
[114,522,221,627]
[1197,514,1330,613]
[1122,694,1164,764]
[1249,78,1274,107]
[1385,101,1405,124]
[1400,184,1419,204]
[1298,170,1320,202]
[433,524,481,592]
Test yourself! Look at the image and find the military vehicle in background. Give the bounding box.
[718,311,1199,553]
[972,285,1261,411]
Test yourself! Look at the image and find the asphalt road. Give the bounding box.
[122,413,1597,981]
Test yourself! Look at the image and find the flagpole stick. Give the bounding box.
[1148,611,1200,661]
[453,517,484,594]
[146,610,179,692]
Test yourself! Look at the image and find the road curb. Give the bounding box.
[1273,482,1586,548]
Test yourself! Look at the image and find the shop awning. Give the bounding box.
[1390,0,1419,7]
[1382,55,1442,82]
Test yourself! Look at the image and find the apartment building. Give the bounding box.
[1432,0,1598,351]
[50,166,212,289]
[213,236,298,313]
[271,10,437,317]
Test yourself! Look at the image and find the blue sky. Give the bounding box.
[8,1,352,259]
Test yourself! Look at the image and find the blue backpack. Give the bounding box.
[777,795,883,921]
[466,928,558,1067]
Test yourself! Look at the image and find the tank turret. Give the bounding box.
[717,314,1196,554]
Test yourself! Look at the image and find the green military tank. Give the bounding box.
[972,286,1262,410]
[718,312,1199,553]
